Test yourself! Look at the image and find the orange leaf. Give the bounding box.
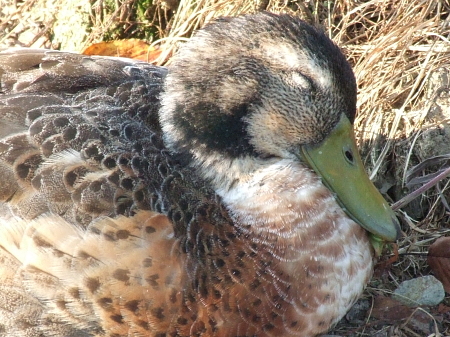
[428,236,450,292]
[82,39,162,62]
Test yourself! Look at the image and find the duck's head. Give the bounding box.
[160,12,401,246]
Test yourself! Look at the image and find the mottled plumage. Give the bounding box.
[0,12,399,337]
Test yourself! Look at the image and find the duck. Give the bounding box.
[0,12,400,337]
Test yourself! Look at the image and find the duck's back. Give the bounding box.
[0,49,200,336]
[0,49,168,222]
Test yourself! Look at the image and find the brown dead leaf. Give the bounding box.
[371,296,443,335]
[428,236,450,293]
[436,303,450,315]
[371,295,414,321]
[82,39,162,62]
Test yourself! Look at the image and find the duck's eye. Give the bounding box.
[343,147,354,164]
[259,153,278,160]
[291,72,311,89]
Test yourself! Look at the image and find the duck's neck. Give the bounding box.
[216,158,363,258]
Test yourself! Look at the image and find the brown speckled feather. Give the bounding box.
[0,49,306,337]
[0,12,397,337]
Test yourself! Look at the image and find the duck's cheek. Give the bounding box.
[245,96,324,156]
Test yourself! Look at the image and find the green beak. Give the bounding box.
[299,115,401,249]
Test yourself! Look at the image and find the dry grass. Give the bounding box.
[1,0,450,335]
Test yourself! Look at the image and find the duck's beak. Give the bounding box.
[299,114,401,254]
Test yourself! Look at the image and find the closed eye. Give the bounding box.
[258,153,279,160]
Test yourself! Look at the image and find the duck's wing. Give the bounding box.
[0,49,189,336]
[0,49,167,223]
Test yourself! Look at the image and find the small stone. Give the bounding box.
[393,275,445,307]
